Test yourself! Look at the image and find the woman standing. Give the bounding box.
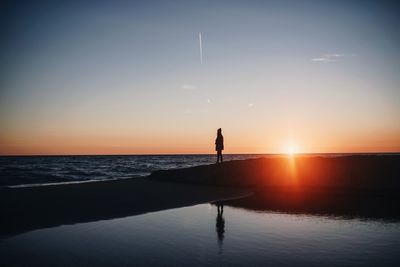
[215,128,224,163]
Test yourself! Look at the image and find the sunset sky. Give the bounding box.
[1,0,399,155]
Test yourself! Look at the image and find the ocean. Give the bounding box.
[0,154,268,187]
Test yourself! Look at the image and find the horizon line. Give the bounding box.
[1,152,399,157]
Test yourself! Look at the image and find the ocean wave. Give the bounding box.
[2,153,369,187]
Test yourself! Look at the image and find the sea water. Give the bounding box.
[0,204,399,266]
[0,154,264,186]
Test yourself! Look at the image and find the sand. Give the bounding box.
[150,155,400,192]
[151,155,400,220]
[0,178,251,237]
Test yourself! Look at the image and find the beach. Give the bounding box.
[151,155,400,219]
[1,155,400,266]
[2,1,399,265]
[2,155,399,237]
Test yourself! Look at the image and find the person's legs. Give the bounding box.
[217,150,222,163]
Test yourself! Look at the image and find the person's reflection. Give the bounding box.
[216,203,225,249]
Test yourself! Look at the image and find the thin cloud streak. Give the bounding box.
[311,54,343,63]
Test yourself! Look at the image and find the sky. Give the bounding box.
[1,0,399,155]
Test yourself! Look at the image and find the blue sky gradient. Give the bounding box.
[1,0,399,154]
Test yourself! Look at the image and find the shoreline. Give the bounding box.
[2,155,399,237]
[0,177,252,237]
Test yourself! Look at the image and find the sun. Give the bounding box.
[284,140,299,156]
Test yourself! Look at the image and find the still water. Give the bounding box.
[1,204,399,267]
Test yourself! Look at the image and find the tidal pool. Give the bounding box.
[1,204,399,266]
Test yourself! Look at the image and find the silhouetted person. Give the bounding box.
[216,203,225,248]
[215,128,224,164]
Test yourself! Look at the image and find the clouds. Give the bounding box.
[311,54,355,63]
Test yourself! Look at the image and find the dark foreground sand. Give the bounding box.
[1,155,399,237]
[154,155,400,220]
[0,177,251,237]
[150,155,400,191]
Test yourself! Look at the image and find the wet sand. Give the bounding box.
[0,178,251,237]
[152,154,400,220]
[150,155,400,192]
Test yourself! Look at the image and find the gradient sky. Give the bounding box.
[1,0,399,155]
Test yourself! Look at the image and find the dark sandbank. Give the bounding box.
[1,155,399,237]
[150,155,399,191]
[151,155,400,219]
[0,178,251,237]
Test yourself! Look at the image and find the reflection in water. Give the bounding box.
[216,203,225,250]
[219,191,400,221]
[1,204,400,267]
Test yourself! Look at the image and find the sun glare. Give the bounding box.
[284,140,298,156]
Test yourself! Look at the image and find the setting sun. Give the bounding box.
[284,140,299,156]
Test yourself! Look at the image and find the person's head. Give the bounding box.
[217,128,222,135]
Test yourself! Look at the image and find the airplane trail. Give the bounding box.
[199,32,203,64]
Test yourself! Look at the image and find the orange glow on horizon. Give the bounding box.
[0,130,400,156]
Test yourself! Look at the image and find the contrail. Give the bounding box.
[199,32,203,64]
